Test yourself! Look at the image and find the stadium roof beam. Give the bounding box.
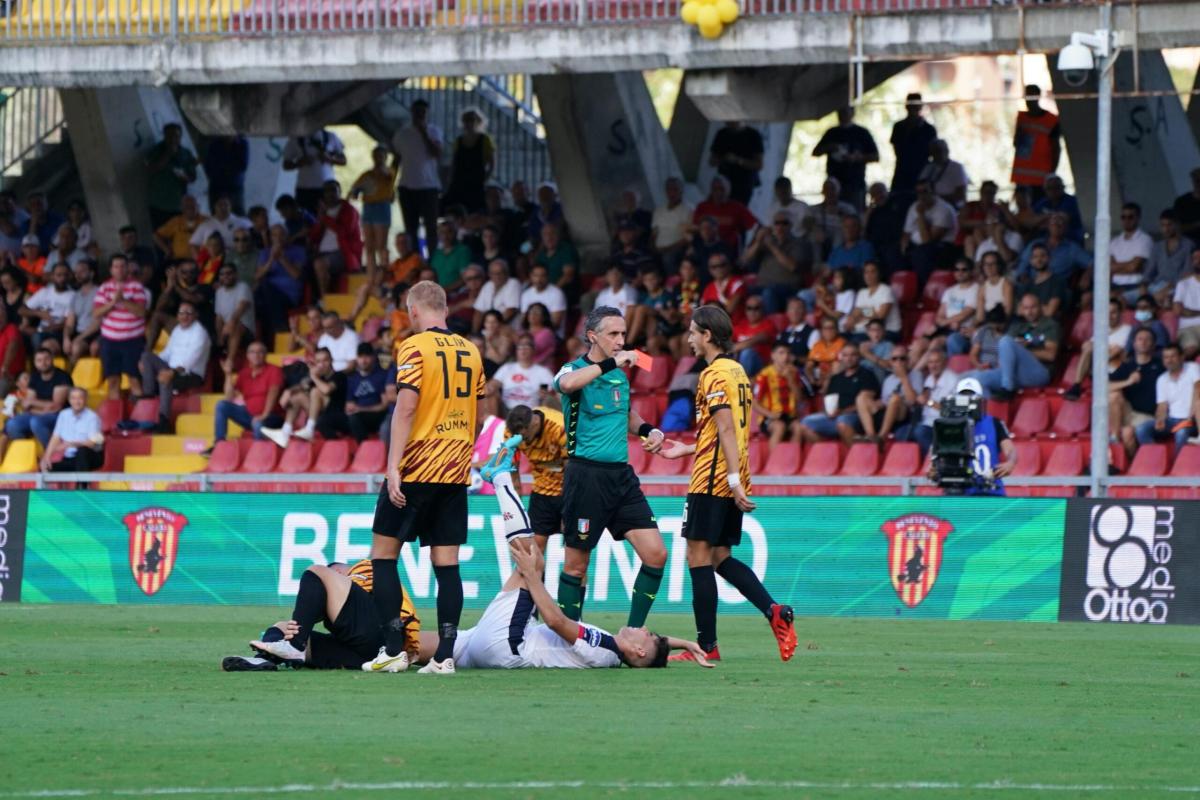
[1,1,1198,87]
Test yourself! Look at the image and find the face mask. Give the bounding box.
[1135,310,1153,322]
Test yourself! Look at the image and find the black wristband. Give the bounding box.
[598,357,618,374]
[637,423,655,438]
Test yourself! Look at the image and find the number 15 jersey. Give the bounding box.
[689,354,753,498]
[392,327,485,485]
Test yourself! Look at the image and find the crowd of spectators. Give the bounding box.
[2,85,1200,480]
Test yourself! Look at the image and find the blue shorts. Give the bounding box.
[362,202,392,226]
[800,411,860,438]
[100,336,145,378]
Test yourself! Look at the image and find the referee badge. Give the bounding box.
[578,518,590,538]
[613,388,621,404]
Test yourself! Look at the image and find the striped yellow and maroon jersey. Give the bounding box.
[347,559,422,656]
[391,327,485,484]
[689,354,753,498]
[754,364,799,417]
[506,407,568,497]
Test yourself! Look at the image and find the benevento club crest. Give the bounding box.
[125,507,189,596]
[881,513,954,608]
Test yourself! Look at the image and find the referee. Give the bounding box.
[553,306,667,627]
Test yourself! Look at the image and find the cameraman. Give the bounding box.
[930,377,1017,496]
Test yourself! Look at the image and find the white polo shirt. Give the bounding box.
[391,124,444,190]
[1155,362,1200,419]
[1110,229,1154,286]
[1173,276,1200,330]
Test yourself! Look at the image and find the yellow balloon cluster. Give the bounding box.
[680,0,739,39]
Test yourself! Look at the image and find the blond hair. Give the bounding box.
[407,280,447,313]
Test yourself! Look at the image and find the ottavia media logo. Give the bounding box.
[1084,504,1176,624]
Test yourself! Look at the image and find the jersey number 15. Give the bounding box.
[435,349,475,399]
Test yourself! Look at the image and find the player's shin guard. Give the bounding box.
[371,558,406,656]
[716,557,774,617]
[492,471,533,541]
[628,564,664,628]
[290,570,327,652]
[433,564,463,662]
[689,565,719,651]
[557,572,585,621]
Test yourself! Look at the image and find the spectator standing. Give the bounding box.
[214,263,254,360]
[708,121,764,205]
[316,310,360,371]
[741,212,813,313]
[444,109,495,213]
[154,195,208,261]
[1136,343,1200,452]
[651,177,693,265]
[731,297,776,376]
[813,106,879,210]
[349,145,399,285]
[1146,210,1194,308]
[64,260,99,367]
[1033,175,1085,243]
[309,180,363,296]
[204,135,250,215]
[206,341,284,452]
[430,219,472,290]
[1174,250,1200,359]
[137,301,210,430]
[145,123,198,229]
[490,334,554,412]
[796,343,879,445]
[693,176,759,254]
[864,182,907,274]
[1174,167,1200,244]
[283,128,347,215]
[917,139,969,209]
[1011,85,1061,200]
[21,262,75,353]
[94,255,149,400]
[889,93,938,202]
[1,348,70,456]
[472,258,522,329]
[519,262,567,334]
[391,100,443,256]
[1110,202,1154,303]
[345,343,389,442]
[255,224,306,336]
[39,388,103,477]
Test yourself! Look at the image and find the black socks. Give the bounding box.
[433,564,463,662]
[371,558,405,656]
[290,570,327,653]
[717,557,775,618]
[689,565,718,652]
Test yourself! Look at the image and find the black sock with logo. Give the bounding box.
[689,565,718,652]
[716,558,774,619]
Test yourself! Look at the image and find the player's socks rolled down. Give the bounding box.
[688,565,719,651]
[627,564,664,628]
[290,570,327,652]
[557,572,585,621]
[492,471,533,540]
[371,558,406,656]
[433,564,464,662]
[716,557,774,618]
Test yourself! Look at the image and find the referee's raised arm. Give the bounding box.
[554,348,638,394]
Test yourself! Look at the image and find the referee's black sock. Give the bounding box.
[689,565,718,652]
[371,558,405,656]
[433,564,463,662]
[557,572,585,621]
[717,557,774,618]
[290,570,327,653]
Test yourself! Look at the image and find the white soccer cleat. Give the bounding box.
[260,427,290,449]
[249,638,306,666]
[362,647,410,673]
[417,657,456,675]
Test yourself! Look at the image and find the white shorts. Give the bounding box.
[455,589,534,669]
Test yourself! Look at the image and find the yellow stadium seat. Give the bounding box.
[355,296,386,327]
[274,332,301,355]
[322,294,356,318]
[174,412,241,440]
[265,353,285,367]
[125,455,207,474]
[86,392,106,410]
[0,440,39,473]
[97,481,132,491]
[199,393,225,414]
[53,356,67,371]
[71,357,103,391]
[150,435,209,456]
[153,329,169,354]
[346,274,370,295]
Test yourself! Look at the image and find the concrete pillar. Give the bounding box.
[179,81,393,136]
[533,72,682,263]
[242,137,296,214]
[60,87,208,253]
[1187,63,1200,160]
[1053,50,1200,233]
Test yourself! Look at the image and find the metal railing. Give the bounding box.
[0,86,63,184]
[0,0,1090,45]
[1,471,1187,497]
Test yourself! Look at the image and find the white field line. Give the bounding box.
[3,778,1200,797]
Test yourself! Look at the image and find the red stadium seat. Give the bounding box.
[272,440,317,493]
[890,271,917,305]
[304,439,353,493]
[220,440,279,492]
[748,437,768,473]
[1111,443,1170,499]
[632,356,672,393]
[922,271,954,307]
[99,434,152,472]
[839,443,879,477]
[631,394,661,426]
[1160,445,1200,499]
[129,398,159,425]
[911,312,938,339]
[1058,354,1083,389]
[1010,440,1042,477]
[645,450,687,476]
[350,440,387,474]
[947,354,972,375]
[205,440,241,474]
[801,441,841,476]
[97,399,125,433]
[1029,442,1084,497]
[762,442,802,475]
[1050,400,1091,438]
[880,442,921,477]
[1010,398,1051,438]
[627,438,649,473]
[1069,312,1093,348]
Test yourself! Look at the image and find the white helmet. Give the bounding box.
[956,377,984,397]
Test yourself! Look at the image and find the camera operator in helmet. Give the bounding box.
[928,376,1017,496]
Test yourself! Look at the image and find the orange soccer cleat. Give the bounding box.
[769,604,797,662]
[668,645,721,663]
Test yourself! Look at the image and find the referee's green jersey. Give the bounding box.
[554,356,630,463]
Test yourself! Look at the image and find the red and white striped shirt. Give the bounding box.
[94,280,149,341]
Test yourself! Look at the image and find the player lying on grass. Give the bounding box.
[221,560,420,672]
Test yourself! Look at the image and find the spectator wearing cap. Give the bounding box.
[610,220,656,278]
[1146,209,1194,308]
[206,341,284,453]
[693,175,759,254]
[93,255,149,400]
[1033,175,1085,244]
[20,262,75,353]
[137,301,210,430]
[1174,249,1200,360]
[309,180,363,296]
[283,128,347,216]
[154,195,208,261]
[1,347,71,458]
[740,210,814,314]
[16,234,45,284]
[19,192,64,254]
[391,100,443,256]
[685,216,736,283]
[345,343,389,443]
[430,218,472,290]
[203,135,250,215]
[316,310,360,372]
[651,177,693,265]
[527,182,565,245]
[214,263,254,361]
[255,224,306,336]
[145,123,198,230]
[64,259,99,367]
[519,262,566,335]
[39,387,104,479]
[45,224,86,272]
[1110,202,1154,303]
[473,258,521,331]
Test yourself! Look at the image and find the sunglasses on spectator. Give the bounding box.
[746,304,763,311]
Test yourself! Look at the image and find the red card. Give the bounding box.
[634,350,654,371]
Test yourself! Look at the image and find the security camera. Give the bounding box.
[1057,42,1095,87]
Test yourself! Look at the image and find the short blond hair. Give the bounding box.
[407,280,447,313]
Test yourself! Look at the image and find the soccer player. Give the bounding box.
[553,306,667,626]
[223,560,421,672]
[364,281,485,676]
[658,305,798,662]
[501,404,569,552]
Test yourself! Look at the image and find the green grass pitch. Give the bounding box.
[1,604,1197,799]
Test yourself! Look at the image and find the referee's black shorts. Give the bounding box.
[528,491,564,537]
[308,583,382,669]
[561,457,657,552]
[371,480,468,547]
[681,492,744,548]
